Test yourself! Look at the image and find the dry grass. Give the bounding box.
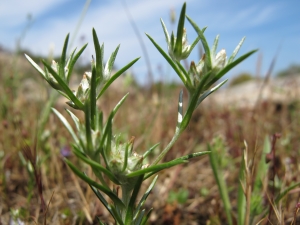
[1,51,300,224]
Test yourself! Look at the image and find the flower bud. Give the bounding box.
[213,49,227,70]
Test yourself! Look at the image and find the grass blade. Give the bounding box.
[208,144,233,225]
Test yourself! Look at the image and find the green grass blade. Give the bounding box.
[275,181,300,204]
[208,144,233,225]
[237,155,246,225]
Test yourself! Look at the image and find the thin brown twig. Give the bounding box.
[43,191,55,225]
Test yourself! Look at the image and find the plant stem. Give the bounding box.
[151,128,182,165]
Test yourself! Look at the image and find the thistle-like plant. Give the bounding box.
[25,3,256,224]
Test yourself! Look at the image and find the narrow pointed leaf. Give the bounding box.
[42,60,84,109]
[121,143,129,173]
[211,35,219,57]
[65,109,80,131]
[174,3,186,58]
[90,65,97,129]
[72,149,121,184]
[52,108,79,144]
[99,112,114,166]
[189,35,201,55]
[127,151,210,178]
[143,143,160,159]
[67,43,88,82]
[59,33,69,79]
[64,158,125,207]
[160,18,170,44]
[275,181,300,204]
[186,15,212,70]
[146,33,187,84]
[112,93,129,117]
[105,45,120,77]
[24,54,46,78]
[92,28,103,80]
[57,90,70,100]
[196,79,227,107]
[96,218,105,225]
[204,49,258,89]
[228,37,245,64]
[141,209,153,225]
[134,175,158,219]
[125,175,144,225]
[84,101,93,156]
[97,58,140,99]
[135,209,145,225]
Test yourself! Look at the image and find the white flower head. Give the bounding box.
[213,49,227,69]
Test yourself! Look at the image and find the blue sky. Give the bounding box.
[1,0,299,84]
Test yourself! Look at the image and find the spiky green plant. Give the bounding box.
[25,3,256,224]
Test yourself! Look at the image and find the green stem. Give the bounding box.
[121,184,131,221]
[151,128,182,165]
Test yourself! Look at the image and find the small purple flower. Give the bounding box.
[60,146,71,157]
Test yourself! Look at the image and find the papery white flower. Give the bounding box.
[51,60,59,73]
[80,74,89,92]
[213,49,227,69]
